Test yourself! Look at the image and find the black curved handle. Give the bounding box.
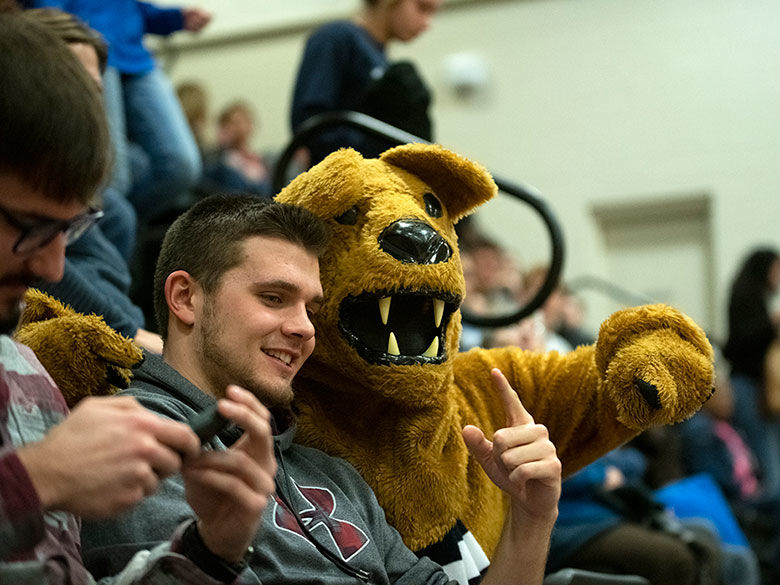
[273,110,565,328]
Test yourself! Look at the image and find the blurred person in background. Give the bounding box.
[290,0,442,166]
[723,248,780,501]
[202,101,272,197]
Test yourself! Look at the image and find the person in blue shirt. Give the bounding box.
[26,0,211,229]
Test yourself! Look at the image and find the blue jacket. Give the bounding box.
[39,224,145,339]
[548,448,649,572]
[290,20,390,164]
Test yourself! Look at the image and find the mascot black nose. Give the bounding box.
[379,219,452,265]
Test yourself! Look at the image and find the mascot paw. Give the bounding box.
[15,289,144,408]
[595,304,715,429]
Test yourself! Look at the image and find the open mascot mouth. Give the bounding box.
[339,289,460,366]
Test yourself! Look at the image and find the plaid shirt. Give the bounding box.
[0,335,258,585]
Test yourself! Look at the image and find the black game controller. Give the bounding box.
[187,403,230,445]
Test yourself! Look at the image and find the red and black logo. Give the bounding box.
[273,479,370,561]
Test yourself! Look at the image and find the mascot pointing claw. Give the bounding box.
[275,143,714,560]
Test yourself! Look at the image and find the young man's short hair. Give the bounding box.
[154,195,331,338]
[0,13,110,206]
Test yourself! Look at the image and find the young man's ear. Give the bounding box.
[165,270,200,327]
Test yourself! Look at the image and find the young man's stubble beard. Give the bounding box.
[195,290,296,407]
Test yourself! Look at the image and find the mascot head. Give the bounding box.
[276,143,496,408]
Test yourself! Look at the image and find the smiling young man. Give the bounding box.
[0,13,276,585]
[81,193,562,585]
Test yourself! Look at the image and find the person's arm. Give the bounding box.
[4,395,209,582]
[90,385,272,585]
[0,449,46,558]
[136,2,210,35]
[80,386,273,585]
[12,391,268,584]
[462,369,562,585]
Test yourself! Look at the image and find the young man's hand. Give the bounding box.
[183,385,276,563]
[18,396,200,518]
[462,368,561,525]
[134,327,164,354]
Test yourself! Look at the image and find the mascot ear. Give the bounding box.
[380,143,497,221]
[17,289,72,327]
[276,148,365,216]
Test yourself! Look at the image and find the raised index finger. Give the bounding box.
[490,368,534,427]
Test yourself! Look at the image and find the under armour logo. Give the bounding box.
[273,479,369,561]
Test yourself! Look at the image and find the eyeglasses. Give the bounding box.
[0,202,104,255]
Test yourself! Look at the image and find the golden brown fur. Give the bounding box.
[276,144,715,553]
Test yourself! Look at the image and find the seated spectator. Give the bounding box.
[202,101,272,197]
[0,14,273,583]
[548,446,760,585]
[82,194,563,585]
[459,235,526,351]
[678,355,780,582]
[525,265,595,350]
[548,451,701,585]
[723,247,780,503]
[176,80,209,152]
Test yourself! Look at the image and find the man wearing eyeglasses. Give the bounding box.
[0,200,103,330]
[0,13,276,585]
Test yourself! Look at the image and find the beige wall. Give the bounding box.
[158,0,780,340]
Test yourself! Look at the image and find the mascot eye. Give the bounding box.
[423,192,443,218]
[335,205,359,225]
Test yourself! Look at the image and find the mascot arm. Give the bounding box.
[15,290,144,408]
[453,304,714,477]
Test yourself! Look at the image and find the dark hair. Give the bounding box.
[731,247,780,299]
[23,8,109,73]
[0,14,110,205]
[154,195,331,338]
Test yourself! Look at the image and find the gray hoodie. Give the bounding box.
[81,352,451,585]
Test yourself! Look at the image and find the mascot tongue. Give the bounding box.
[339,290,459,365]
